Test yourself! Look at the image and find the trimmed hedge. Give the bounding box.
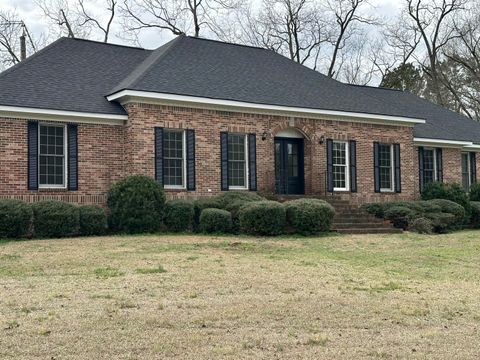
[469,183,480,201]
[285,199,335,234]
[199,208,232,233]
[215,192,264,208]
[409,218,433,234]
[164,200,195,232]
[32,200,79,238]
[107,175,166,234]
[421,182,470,210]
[79,205,107,236]
[239,200,286,236]
[193,197,223,228]
[469,201,480,228]
[0,199,32,238]
[384,206,414,230]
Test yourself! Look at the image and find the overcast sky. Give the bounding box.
[4,0,403,50]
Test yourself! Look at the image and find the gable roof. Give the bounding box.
[0,35,479,145]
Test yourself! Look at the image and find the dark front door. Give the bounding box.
[275,137,304,194]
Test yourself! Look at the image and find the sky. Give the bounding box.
[3,0,404,50]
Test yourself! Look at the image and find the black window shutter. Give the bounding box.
[394,143,401,193]
[27,121,38,190]
[470,152,477,184]
[67,124,78,191]
[349,140,357,193]
[154,127,164,185]
[436,148,443,183]
[373,142,380,193]
[186,129,196,191]
[248,133,257,191]
[418,147,425,192]
[326,139,333,192]
[220,132,229,191]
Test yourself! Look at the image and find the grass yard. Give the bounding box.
[1,232,480,359]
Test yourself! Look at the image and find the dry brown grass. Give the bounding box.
[1,231,480,359]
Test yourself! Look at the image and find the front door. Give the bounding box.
[275,138,304,194]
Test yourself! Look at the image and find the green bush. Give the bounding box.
[215,191,264,208]
[79,205,107,236]
[469,201,480,228]
[409,218,433,234]
[164,200,195,232]
[427,199,465,224]
[239,200,286,236]
[424,212,456,233]
[363,203,387,218]
[469,183,480,201]
[384,206,415,229]
[285,199,335,234]
[199,208,232,233]
[421,182,469,210]
[193,197,223,228]
[224,199,253,232]
[107,175,166,234]
[0,199,32,238]
[32,200,79,238]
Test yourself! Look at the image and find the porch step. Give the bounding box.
[335,228,402,234]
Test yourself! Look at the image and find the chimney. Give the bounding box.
[20,29,26,61]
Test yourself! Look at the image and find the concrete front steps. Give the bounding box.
[328,198,401,234]
[276,195,401,234]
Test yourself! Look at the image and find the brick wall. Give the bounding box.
[125,103,417,204]
[0,117,124,205]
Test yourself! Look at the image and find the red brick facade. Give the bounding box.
[0,103,478,205]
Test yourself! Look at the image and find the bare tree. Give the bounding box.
[122,0,239,38]
[78,0,117,42]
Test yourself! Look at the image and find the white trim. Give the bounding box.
[0,105,127,125]
[332,140,350,192]
[413,137,473,147]
[107,90,426,126]
[163,129,187,190]
[228,133,249,191]
[38,123,68,189]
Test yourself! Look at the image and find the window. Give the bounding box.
[228,134,248,189]
[423,148,437,184]
[378,143,394,191]
[39,124,66,188]
[462,152,471,190]
[164,129,186,188]
[332,141,349,191]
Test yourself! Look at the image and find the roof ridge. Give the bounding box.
[185,35,271,52]
[107,36,184,95]
[347,84,404,92]
[63,37,147,51]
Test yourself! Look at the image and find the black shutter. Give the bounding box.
[470,152,477,184]
[220,132,229,191]
[67,124,78,191]
[394,143,401,193]
[154,127,164,185]
[248,133,257,191]
[418,146,425,192]
[436,148,443,182]
[349,140,357,193]
[27,121,38,190]
[373,142,380,193]
[326,139,333,192]
[186,129,196,191]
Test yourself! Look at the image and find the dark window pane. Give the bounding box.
[228,134,246,187]
[163,129,185,187]
[38,124,65,187]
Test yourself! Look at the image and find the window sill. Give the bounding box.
[228,187,249,191]
[164,187,187,192]
[37,187,69,192]
[333,189,350,192]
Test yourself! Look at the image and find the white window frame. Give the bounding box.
[228,133,249,191]
[38,123,68,189]
[423,147,438,183]
[379,143,395,193]
[333,140,349,192]
[461,152,471,189]
[163,129,187,190]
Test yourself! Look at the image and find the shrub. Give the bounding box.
[224,199,253,232]
[199,208,232,233]
[107,175,166,234]
[79,205,107,236]
[193,197,223,228]
[469,183,480,201]
[384,206,415,229]
[215,191,264,208]
[239,200,286,236]
[427,199,465,224]
[164,200,195,232]
[285,199,335,234]
[469,201,480,228]
[421,182,469,210]
[424,212,456,233]
[0,199,32,238]
[32,200,79,238]
[363,203,387,218]
[409,218,433,234]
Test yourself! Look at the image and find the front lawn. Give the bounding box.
[1,232,480,359]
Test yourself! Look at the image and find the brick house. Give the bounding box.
[1,35,479,207]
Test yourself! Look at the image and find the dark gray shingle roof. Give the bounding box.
[1,35,480,144]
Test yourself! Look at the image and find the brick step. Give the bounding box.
[334,228,402,234]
